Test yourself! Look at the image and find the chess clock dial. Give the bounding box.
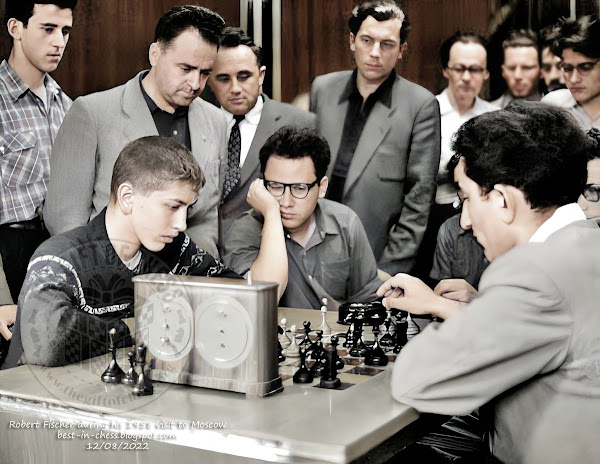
[195,296,254,369]
[138,291,194,362]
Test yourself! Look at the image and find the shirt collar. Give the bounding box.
[0,59,61,102]
[339,68,395,108]
[438,89,491,117]
[221,94,264,125]
[529,203,586,243]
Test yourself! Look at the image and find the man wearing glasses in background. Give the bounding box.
[414,33,497,284]
[222,126,382,309]
[542,15,600,130]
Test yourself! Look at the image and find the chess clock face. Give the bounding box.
[137,290,194,362]
[195,295,254,369]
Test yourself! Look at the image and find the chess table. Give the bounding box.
[0,308,419,464]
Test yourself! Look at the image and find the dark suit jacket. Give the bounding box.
[218,95,315,248]
[310,71,441,274]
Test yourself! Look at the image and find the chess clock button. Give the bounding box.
[137,291,194,361]
[195,296,254,368]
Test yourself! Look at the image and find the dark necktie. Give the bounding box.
[221,115,244,202]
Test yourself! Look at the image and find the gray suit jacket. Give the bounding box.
[392,219,600,463]
[45,71,227,257]
[310,71,441,274]
[218,95,315,246]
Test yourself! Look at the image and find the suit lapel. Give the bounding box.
[344,100,392,194]
[324,97,349,177]
[121,72,159,143]
[188,100,213,173]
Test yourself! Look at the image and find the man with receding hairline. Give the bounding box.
[45,5,227,257]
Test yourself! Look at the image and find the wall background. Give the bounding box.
[1,0,593,102]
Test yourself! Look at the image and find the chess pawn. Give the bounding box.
[317,305,332,335]
[319,341,341,389]
[101,328,125,383]
[278,339,286,363]
[293,348,314,384]
[365,326,388,366]
[279,318,291,349]
[330,334,344,370]
[132,344,154,396]
[121,350,138,385]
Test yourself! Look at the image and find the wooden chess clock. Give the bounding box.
[132,274,283,397]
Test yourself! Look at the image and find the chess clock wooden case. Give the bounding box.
[133,274,283,397]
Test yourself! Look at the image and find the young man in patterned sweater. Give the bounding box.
[2,136,288,368]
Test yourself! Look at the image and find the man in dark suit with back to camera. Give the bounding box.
[45,5,226,257]
[310,0,441,278]
[208,27,315,247]
[379,102,600,463]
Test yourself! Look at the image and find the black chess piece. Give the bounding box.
[379,309,396,349]
[101,328,125,383]
[121,351,138,385]
[299,321,312,348]
[394,312,408,354]
[343,319,355,348]
[319,341,341,389]
[365,326,388,366]
[330,335,345,370]
[349,313,368,357]
[132,344,154,396]
[293,347,314,384]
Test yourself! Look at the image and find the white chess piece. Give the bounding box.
[279,317,291,348]
[318,305,332,335]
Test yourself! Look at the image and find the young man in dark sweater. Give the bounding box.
[2,136,272,369]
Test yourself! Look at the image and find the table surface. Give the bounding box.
[0,308,418,464]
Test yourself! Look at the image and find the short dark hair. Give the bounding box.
[259,126,331,182]
[154,5,224,48]
[539,24,560,51]
[440,32,487,69]
[219,26,263,67]
[588,128,600,161]
[348,0,410,44]
[551,15,600,59]
[110,136,204,201]
[4,0,77,26]
[450,101,591,210]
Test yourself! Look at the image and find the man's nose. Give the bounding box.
[174,208,188,232]
[370,42,381,58]
[460,204,472,231]
[51,31,67,49]
[189,71,203,92]
[279,186,294,207]
[231,78,242,93]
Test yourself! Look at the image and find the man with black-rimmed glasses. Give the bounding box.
[222,126,382,309]
[542,15,600,130]
[414,32,497,285]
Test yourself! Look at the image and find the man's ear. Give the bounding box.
[149,42,161,67]
[7,18,23,41]
[259,65,266,86]
[349,33,356,52]
[318,176,328,198]
[116,183,135,214]
[398,42,408,60]
[493,184,521,225]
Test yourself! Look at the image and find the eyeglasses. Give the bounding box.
[263,179,319,199]
[583,184,600,202]
[559,60,600,76]
[446,65,486,76]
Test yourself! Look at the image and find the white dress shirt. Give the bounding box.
[529,203,586,243]
[221,95,264,168]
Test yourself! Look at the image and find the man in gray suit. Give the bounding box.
[310,0,440,277]
[379,102,600,463]
[208,27,315,247]
[44,5,226,256]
